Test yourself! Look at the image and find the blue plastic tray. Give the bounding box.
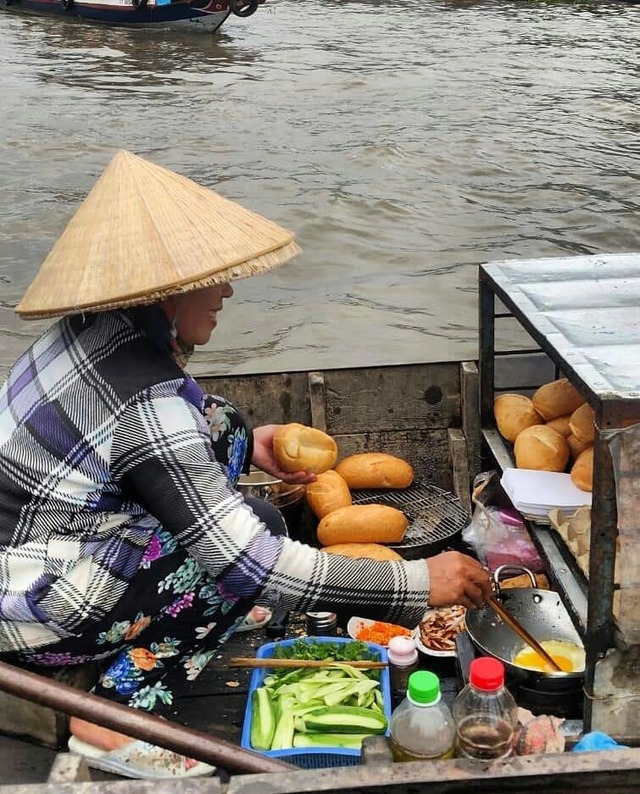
[240,636,392,769]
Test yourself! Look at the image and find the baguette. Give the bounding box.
[334,453,414,490]
[494,394,543,442]
[316,504,408,546]
[571,446,594,492]
[501,573,549,590]
[567,434,592,461]
[532,378,585,421]
[322,543,403,561]
[569,403,596,444]
[272,423,338,474]
[545,414,572,438]
[305,470,352,519]
[514,424,570,472]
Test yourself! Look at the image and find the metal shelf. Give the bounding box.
[480,429,589,634]
[527,524,588,634]
[477,255,640,732]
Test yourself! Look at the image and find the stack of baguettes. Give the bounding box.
[493,378,594,492]
[272,423,414,559]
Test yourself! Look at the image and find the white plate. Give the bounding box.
[412,606,467,658]
[346,616,412,647]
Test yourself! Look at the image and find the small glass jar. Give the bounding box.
[387,635,419,702]
[306,611,337,636]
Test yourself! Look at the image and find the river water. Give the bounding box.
[1,1,639,379]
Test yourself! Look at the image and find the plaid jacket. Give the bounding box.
[0,309,430,652]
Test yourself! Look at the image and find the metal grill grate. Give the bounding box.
[351,481,469,557]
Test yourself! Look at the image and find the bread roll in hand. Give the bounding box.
[272,423,338,474]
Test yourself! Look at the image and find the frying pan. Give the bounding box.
[465,565,585,689]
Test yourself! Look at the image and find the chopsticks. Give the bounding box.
[488,595,563,673]
[229,657,387,670]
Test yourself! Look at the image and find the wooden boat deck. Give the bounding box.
[0,623,279,784]
[0,611,464,785]
[3,623,640,794]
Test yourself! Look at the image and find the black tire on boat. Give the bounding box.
[131,0,148,8]
[230,0,259,17]
[61,0,73,10]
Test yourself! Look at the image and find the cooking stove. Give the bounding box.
[455,631,583,720]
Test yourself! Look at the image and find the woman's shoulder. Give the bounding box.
[69,310,188,403]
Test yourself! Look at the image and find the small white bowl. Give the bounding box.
[412,606,466,658]
[346,616,412,647]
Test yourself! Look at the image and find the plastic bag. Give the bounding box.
[462,471,544,572]
[572,731,629,753]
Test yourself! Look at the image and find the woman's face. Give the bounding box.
[162,283,234,346]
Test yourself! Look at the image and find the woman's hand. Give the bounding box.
[251,425,318,484]
[426,551,492,610]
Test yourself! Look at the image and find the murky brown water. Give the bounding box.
[1,1,639,379]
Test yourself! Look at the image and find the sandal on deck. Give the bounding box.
[235,605,272,633]
[68,736,216,779]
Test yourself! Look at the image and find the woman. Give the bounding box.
[0,151,491,778]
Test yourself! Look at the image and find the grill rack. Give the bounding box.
[351,481,469,559]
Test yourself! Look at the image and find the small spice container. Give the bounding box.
[306,611,338,636]
[387,635,419,701]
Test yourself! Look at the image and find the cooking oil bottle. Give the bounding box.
[388,670,455,761]
[452,657,518,761]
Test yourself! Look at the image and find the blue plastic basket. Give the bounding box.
[240,636,392,769]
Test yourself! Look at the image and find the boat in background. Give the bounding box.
[1,0,266,33]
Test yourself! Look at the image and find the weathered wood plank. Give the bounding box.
[334,429,453,491]
[307,372,328,432]
[7,748,640,794]
[199,364,461,491]
[448,429,472,518]
[321,364,460,435]
[47,754,90,784]
[199,363,462,435]
[200,372,312,427]
[460,361,480,485]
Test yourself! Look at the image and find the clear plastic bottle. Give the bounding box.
[452,656,518,761]
[387,635,419,702]
[389,670,455,761]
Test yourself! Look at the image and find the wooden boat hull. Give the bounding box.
[2,0,263,33]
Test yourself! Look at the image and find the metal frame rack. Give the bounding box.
[477,254,640,732]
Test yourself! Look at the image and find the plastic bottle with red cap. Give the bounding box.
[452,656,518,761]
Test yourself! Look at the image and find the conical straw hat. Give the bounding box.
[16,150,301,319]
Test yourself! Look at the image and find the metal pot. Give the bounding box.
[237,469,283,500]
[238,469,306,540]
[465,565,585,691]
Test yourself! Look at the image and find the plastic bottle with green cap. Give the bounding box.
[388,670,455,761]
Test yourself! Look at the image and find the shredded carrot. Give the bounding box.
[355,621,411,646]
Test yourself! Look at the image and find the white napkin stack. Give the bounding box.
[500,468,592,519]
